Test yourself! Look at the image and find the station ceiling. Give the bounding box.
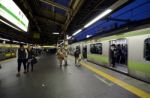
[0,0,149,44]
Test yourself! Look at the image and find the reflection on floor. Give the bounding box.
[0,54,149,98]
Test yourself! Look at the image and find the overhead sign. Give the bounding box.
[0,0,29,32]
[33,33,40,39]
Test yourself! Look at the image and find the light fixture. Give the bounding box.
[86,35,92,38]
[13,40,19,43]
[84,9,112,28]
[67,36,72,40]
[0,37,10,41]
[53,32,59,35]
[0,19,21,31]
[72,29,82,36]
[71,9,112,37]
[20,42,25,44]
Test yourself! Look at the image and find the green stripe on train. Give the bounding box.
[87,54,109,64]
[87,54,150,73]
[128,61,150,73]
[85,28,150,43]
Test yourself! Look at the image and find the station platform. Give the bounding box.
[0,54,150,98]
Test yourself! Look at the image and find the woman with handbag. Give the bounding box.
[27,46,35,72]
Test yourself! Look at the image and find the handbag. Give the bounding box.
[32,57,38,64]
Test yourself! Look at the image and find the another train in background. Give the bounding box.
[0,42,55,61]
[0,44,18,60]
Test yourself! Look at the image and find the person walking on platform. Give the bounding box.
[27,45,35,72]
[16,44,28,77]
[74,48,80,66]
[63,48,68,66]
[56,48,64,68]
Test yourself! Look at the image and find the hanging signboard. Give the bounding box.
[0,0,29,32]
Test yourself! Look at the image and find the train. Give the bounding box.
[0,44,18,60]
[68,27,150,83]
[0,43,55,61]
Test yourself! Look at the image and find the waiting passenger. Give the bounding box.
[27,46,35,72]
[74,48,80,66]
[82,47,87,61]
[110,44,116,67]
[16,44,28,77]
[116,44,122,64]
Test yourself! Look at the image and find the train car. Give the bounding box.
[0,44,19,60]
[69,27,150,83]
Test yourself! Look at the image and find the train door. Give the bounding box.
[109,39,128,73]
[82,45,87,59]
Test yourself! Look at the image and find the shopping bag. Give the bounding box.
[32,57,38,64]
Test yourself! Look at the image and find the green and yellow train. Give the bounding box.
[0,44,19,60]
[69,27,150,83]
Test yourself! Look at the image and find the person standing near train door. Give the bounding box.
[74,48,80,66]
[16,44,28,77]
[110,44,116,67]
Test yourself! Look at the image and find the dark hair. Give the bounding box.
[20,44,24,47]
[111,44,115,47]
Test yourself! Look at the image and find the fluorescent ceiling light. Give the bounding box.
[53,32,59,35]
[20,42,25,44]
[13,40,19,43]
[84,9,112,28]
[72,9,112,37]
[0,19,21,31]
[86,35,92,38]
[67,36,72,40]
[73,29,82,36]
[0,37,10,41]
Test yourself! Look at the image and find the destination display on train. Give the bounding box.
[0,0,29,32]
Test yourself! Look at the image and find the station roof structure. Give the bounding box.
[0,0,150,44]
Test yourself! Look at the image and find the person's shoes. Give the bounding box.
[64,63,68,66]
[16,73,20,77]
[24,71,27,74]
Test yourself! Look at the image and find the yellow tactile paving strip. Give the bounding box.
[0,58,15,64]
[80,62,150,98]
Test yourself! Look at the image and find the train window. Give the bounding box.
[90,43,102,54]
[144,38,150,61]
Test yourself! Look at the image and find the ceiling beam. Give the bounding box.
[62,0,85,33]
[38,8,66,23]
[35,15,64,26]
[19,0,41,32]
[40,0,71,11]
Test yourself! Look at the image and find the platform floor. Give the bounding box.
[0,55,149,98]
